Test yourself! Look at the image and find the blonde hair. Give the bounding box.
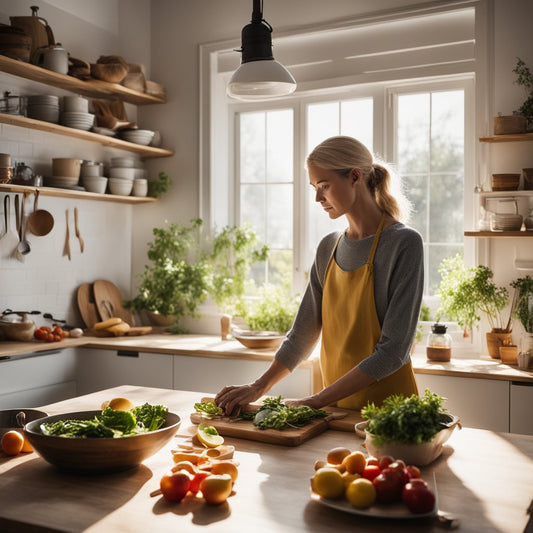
[306,136,410,222]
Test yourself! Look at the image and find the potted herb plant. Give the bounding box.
[511,275,533,366]
[513,58,533,131]
[437,254,512,357]
[126,218,210,333]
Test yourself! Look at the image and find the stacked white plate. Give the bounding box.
[44,175,80,188]
[490,213,523,231]
[60,111,95,131]
[26,95,60,123]
[119,129,154,146]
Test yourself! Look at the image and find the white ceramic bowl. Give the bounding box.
[132,178,148,197]
[120,129,154,146]
[356,413,461,466]
[110,156,138,168]
[82,176,108,194]
[132,167,146,180]
[109,167,135,180]
[80,161,103,178]
[62,96,89,113]
[60,112,95,131]
[109,177,133,196]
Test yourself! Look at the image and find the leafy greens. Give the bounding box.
[361,389,448,445]
[41,403,168,438]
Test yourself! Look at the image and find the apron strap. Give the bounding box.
[368,212,387,264]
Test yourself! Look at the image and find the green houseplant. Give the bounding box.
[126,218,210,333]
[511,275,533,334]
[437,254,512,357]
[513,58,533,130]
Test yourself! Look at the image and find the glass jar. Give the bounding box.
[518,332,533,370]
[426,323,452,362]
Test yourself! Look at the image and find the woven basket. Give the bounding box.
[494,115,527,135]
[491,173,520,191]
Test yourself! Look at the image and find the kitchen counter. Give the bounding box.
[0,385,532,533]
[1,333,532,383]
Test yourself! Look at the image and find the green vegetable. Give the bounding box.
[40,403,169,438]
[239,396,327,430]
[194,402,224,416]
[361,389,448,446]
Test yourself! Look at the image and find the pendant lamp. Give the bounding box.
[227,0,296,101]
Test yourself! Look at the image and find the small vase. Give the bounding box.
[486,331,513,359]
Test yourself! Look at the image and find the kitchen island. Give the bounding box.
[0,385,531,533]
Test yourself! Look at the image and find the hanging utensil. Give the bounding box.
[16,192,31,258]
[13,194,23,262]
[27,190,54,236]
[74,206,84,253]
[2,196,18,259]
[0,195,8,240]
[63,208,71,260]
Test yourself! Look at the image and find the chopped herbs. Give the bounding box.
[194,401,224,416]
[361,389,448,446]
[239,396,327,430]
[41,403,168,438]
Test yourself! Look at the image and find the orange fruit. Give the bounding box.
[20,433,33,453]
[210,461,239,482]
[342,451,366,475]
[326,446,351,465]
[1,430,24,455]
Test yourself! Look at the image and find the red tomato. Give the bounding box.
[405,465,421,479]
[53,334,62,342]
[189,472,210,494]
[361,464,381,481]
[46,333,55,342]
[160,471,191,502]
[366,456,379,466]
[52,326,64,338]
[382,465,410,488]
[377,455,394,470]
[402,481,436,514]
[34,328,47,341]
[41,326,51,333]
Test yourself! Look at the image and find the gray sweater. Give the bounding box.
[275,222,424,381]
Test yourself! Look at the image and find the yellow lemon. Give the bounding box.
[345,478,376,509]
[102,397,135,411]
[342,451,366,475]
[312,467,345,499]
[196,423,224,448]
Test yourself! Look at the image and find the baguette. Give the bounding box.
[94,317,122,330]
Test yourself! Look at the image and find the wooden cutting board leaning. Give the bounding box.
[93,279,134,324]
[189,397,362,446]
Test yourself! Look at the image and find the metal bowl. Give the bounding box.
[24,410,181,473]
[234,331,285,350]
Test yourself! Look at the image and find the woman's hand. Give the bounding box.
[215,383,264,416]
[284,395,324,409]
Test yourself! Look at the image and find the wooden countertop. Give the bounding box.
[0,385,531,533]
[2,333,532,383]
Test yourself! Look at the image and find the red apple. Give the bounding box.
[160,471,191,502]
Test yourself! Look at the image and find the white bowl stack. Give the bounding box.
[80,160,107,194]
[119,129,155,146]
[60,111,95,131]
[26,95,60,123]
[107,157,139,196]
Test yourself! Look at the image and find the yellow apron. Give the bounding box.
[320,214,418,409]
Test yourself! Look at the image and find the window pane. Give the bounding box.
[241,184,266,241]
[240,112,265,183]
[307,102,339,151]
[403,173,428,239]
[266,110,293,183]
[428,244,463,296]
[340,98,373,151]
[266,184,292,248]
[398,93,430,174]
[429,172,464,242]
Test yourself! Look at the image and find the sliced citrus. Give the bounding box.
[196,423,224,448]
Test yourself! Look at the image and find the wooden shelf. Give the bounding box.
[0,113,173,158]
[475,190,533,197]
[0,183,157,204]
[479,133,533,143]
[0,55,165,105]
[464,230,533,237]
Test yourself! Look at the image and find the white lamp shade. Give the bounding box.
[227,59,296,100]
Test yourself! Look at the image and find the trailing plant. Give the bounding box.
[235,284,300,334]
[148,171,171,198]
[437,253,511,336]
[511,275,533,333]
[126,218,210,333]
[207,223,269,314]
[513,57,533,124]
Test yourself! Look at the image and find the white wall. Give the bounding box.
[0,0,150,328]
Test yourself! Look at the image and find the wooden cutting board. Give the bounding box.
[77,283,101,328]
[93,280,134,325]
[190,397,349,446]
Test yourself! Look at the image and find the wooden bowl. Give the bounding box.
[24,410,181,473]
[234,331,285,350]
[356,414,461,466]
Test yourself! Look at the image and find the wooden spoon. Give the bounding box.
[63,208,71,260]
[74,206,84,253]
[27,190,54,236]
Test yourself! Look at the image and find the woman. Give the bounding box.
[215,136,423,414]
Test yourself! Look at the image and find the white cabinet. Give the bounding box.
[76,348,173,395]
[173,354,314,398]
[415,373,510,432]
[0,348,78,408]
[510,381,533,435]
